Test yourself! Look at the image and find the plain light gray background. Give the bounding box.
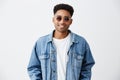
[0,0,120,80]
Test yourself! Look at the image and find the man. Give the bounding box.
[27,3,95,80]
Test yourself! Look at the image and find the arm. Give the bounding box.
[80,42,95,80]
[27,43,42,80]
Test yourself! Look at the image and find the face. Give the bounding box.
[53,9,72,33]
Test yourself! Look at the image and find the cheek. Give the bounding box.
[53,19,58,24]
[54,22,59,26]
[66,23,71,26]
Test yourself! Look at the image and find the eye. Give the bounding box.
[55,16,71,22]
[64,17,70,22]
[56,16,62,21]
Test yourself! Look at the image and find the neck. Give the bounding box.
[53,30,69,39]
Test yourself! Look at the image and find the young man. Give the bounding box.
[27,3,95,80]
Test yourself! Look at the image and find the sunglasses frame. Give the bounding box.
[54,15,71,22]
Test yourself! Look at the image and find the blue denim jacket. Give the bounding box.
[27,30,95,80]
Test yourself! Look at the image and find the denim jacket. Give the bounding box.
[27,30,95,80]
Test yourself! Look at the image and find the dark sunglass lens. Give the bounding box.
[64,17,69,21]
[56,16,62,21]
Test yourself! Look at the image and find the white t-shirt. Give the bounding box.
[53,33,71,80]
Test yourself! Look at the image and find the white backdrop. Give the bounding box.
[0,0,120,80]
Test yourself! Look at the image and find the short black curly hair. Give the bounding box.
[53,3,74,17]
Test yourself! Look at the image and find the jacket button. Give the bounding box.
[53,70,56,73]
[51,58,56,62]
[52,59,56,62]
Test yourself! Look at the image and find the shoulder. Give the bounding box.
[36,34,50,44]
[72,32,87,43]
[38,34,49,41]
[72,32,92,52]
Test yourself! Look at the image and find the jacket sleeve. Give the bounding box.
[27,42,42,80]
[80,42,95,80]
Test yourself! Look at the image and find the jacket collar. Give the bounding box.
[47,30,79,44]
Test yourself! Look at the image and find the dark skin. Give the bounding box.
[52,9,73,39]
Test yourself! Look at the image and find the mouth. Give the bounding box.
[58,24,66,28]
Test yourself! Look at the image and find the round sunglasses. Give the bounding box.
[55,16,71,22]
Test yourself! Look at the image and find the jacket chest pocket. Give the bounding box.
[38,54,50,68]
[73,53,83,68]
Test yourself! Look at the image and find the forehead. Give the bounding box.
[54,9,71,17]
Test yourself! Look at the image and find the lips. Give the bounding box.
[58,24,66,28]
